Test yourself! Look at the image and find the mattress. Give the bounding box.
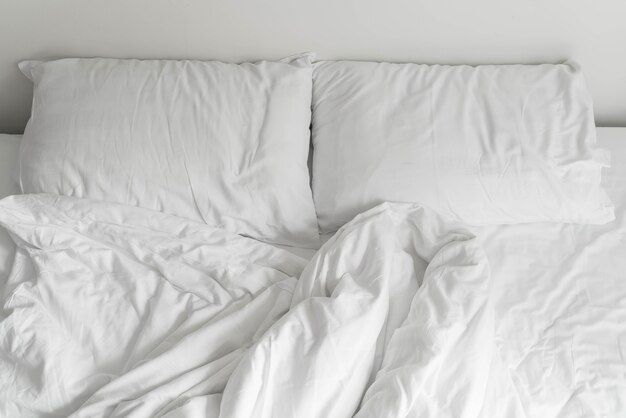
[0,129,625,416]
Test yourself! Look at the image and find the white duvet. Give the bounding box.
[0,194,504,417]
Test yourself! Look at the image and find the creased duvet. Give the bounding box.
[0,194,502,417]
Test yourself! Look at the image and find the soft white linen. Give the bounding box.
[278,128,626,416]
[18,55,319,248]
[0,129,625,417]
[0,194,308,417]
[220,203,494,418]
[0,195,497,417]
[471,127,626,416]
[312,60,614,233]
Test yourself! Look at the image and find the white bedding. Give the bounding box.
[311,61,613,232]
[472,127,626,416]
[0,196,495,417]
[17,57,320,248]
[0,128,625,416]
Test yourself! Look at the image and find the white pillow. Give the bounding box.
[19,55,319,248]
[312,60,614,233]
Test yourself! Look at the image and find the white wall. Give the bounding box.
[1,0,625,133]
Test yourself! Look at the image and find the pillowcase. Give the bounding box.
[19,55,319,248]
[312,60,614,233]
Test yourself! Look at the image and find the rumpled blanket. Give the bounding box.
[0,194,499,417]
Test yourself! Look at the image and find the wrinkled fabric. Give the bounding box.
[312,60,614,233]
[0,194,306,417]
[221,202,495,418]
[469,128,626,417]
[0,195,500,417]
[18,55,319,248]
[2,131,626,417]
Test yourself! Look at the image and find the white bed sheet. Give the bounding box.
[470,128,626,415]
[289,127,626,415]
[0,128,625,416]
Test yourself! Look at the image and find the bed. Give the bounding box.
[0,128,624,417]
[0,58,624,417]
